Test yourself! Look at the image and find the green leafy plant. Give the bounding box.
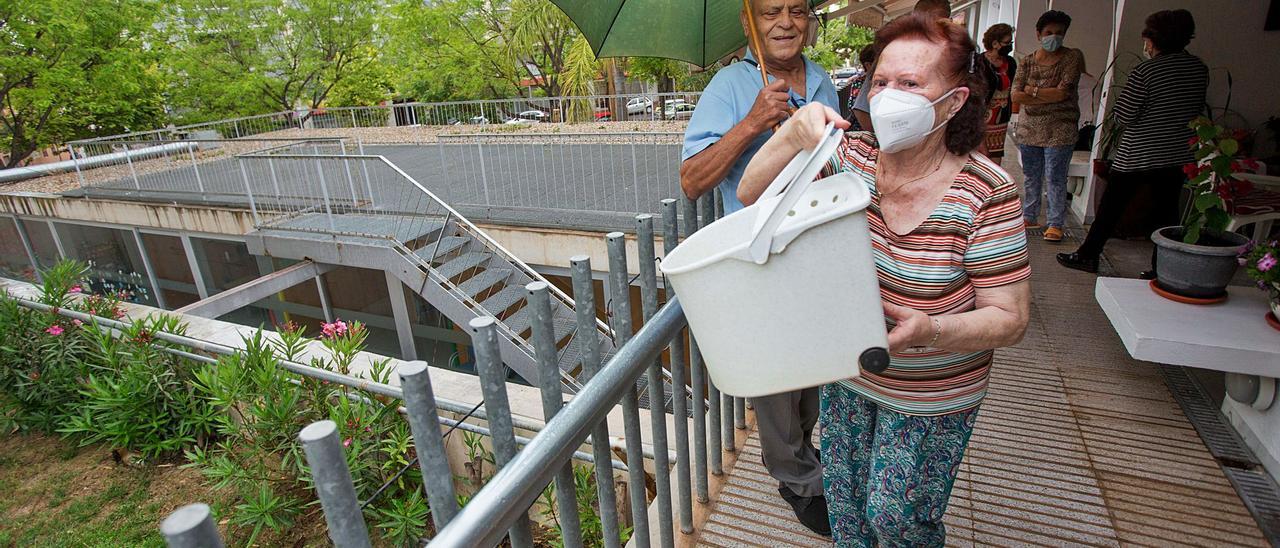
[1181,117,1262,244]
[60,315,218,462]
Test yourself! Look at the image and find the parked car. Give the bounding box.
[594,107,612,121]
[467,115,490,125]
[832,67,863,89]
[663,101,696,120]
[626,97,654,115]
[517,110,549,122]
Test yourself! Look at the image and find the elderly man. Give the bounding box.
[678,0,837,537]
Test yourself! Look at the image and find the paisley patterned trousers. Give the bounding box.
[819,384,978,547]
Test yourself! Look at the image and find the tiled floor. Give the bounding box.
[688,231,1269,547]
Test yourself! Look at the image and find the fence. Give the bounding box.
[68,92,704,148]
[67,138,351,201]
[157,191,750,547]
[63,132,685,228]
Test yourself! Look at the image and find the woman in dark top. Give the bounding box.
[1057,9,1208,275]
[982,23,1017,164]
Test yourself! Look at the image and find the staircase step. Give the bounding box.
[414,236,469,262]
[479,285,526,317]
[434,251,491,280]
[503,306,534,335]
[458,268,512,300]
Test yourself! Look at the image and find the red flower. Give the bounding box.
[1182,163,1201,179]
[1188,136,1199,147]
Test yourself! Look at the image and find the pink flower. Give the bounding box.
[1258,253,1277,272]
[45,325,64,336]
[72,319,83,327]
[321,319,349,339]
[69,285,82,294]
[343,438,352,448]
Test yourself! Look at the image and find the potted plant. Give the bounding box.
[1239,239,1280,320]
[1150,117,1256,299]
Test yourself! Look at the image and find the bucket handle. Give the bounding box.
[746,123,842,264]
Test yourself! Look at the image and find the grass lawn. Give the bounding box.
[0,432,331,547]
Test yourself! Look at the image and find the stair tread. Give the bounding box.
[479,285,526,316]
[414,236,469,262]
[434,251,491,280]
[457,268,512,300]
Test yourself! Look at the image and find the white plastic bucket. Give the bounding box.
[660,125,889,398]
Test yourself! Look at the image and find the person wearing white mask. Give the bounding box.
[1010,10,1084,243]
[739,13,1031,545]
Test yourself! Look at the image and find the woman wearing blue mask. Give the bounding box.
[739,13,1032,546]
[1011,10,1084,243]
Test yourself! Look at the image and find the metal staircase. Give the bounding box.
[235,149,676,407]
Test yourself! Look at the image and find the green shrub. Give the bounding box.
[60,315,219,462]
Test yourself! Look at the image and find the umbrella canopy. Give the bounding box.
[549,0,824,68]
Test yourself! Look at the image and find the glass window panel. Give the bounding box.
[54,222,157,307]
[0,218,35,281]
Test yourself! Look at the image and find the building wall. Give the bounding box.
[1109,0,1280,156]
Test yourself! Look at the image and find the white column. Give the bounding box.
[384,271,419,361]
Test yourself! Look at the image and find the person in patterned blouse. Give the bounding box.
[739,13,1031,546]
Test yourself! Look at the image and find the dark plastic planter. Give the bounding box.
[1151,226,1250,299]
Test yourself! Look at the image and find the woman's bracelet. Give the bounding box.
[926,317,942,348]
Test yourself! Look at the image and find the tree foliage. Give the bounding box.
[0,0,165,167]
[805,18,875,70]
[385,0,520,102]
[164,0,381,122]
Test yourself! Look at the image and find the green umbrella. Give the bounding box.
[548,0,824,69]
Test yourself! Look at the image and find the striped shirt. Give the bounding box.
[825,132,1031,416]
[1111,51,1208,173]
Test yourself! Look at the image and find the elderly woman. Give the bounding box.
[1057,9,1208,276]
[1012,10,1084,242]
[981,23,1017,164]
[739,13,1031,545]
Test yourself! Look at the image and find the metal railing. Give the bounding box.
[68,137,350,200]
[433,132,684,217]
[235,150,616,384]
[67,93,703,147]
[160,192,748,547]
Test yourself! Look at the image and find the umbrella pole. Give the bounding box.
[743,0,785,131]
[742,0,771,89]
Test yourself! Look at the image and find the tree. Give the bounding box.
[559,35,600,122]
[0,0,165,168]
[494,0,579,98]
[384,0,520,102]
[164,0,381,122]
[629,57,686,114]
[805,18,875,70]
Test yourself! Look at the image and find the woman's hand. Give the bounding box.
[882,301,933,352]
[781,103,850,152]
[738,103,848,207]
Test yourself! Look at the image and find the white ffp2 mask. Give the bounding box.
[868,87,959,153]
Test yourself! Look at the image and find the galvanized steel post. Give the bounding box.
[697,194,723,474]
[570,256,622,548]
[681,196,709,502]
[398,361,461,531]
[527,282,585,548]
[471,317,535,548]
[298,420,373,548]
[237,158,260,226]
[187,144,205,197]
[606,232,650,547]
[637,214,675,547]
[160,503,225,548]
[660,199,694,533]
[124,143,141,190]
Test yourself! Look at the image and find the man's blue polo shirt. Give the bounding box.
[681,53,838,214]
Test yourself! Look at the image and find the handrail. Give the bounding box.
[428,298,686,548]
[69,92,705,145]
[242,150,616,343]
